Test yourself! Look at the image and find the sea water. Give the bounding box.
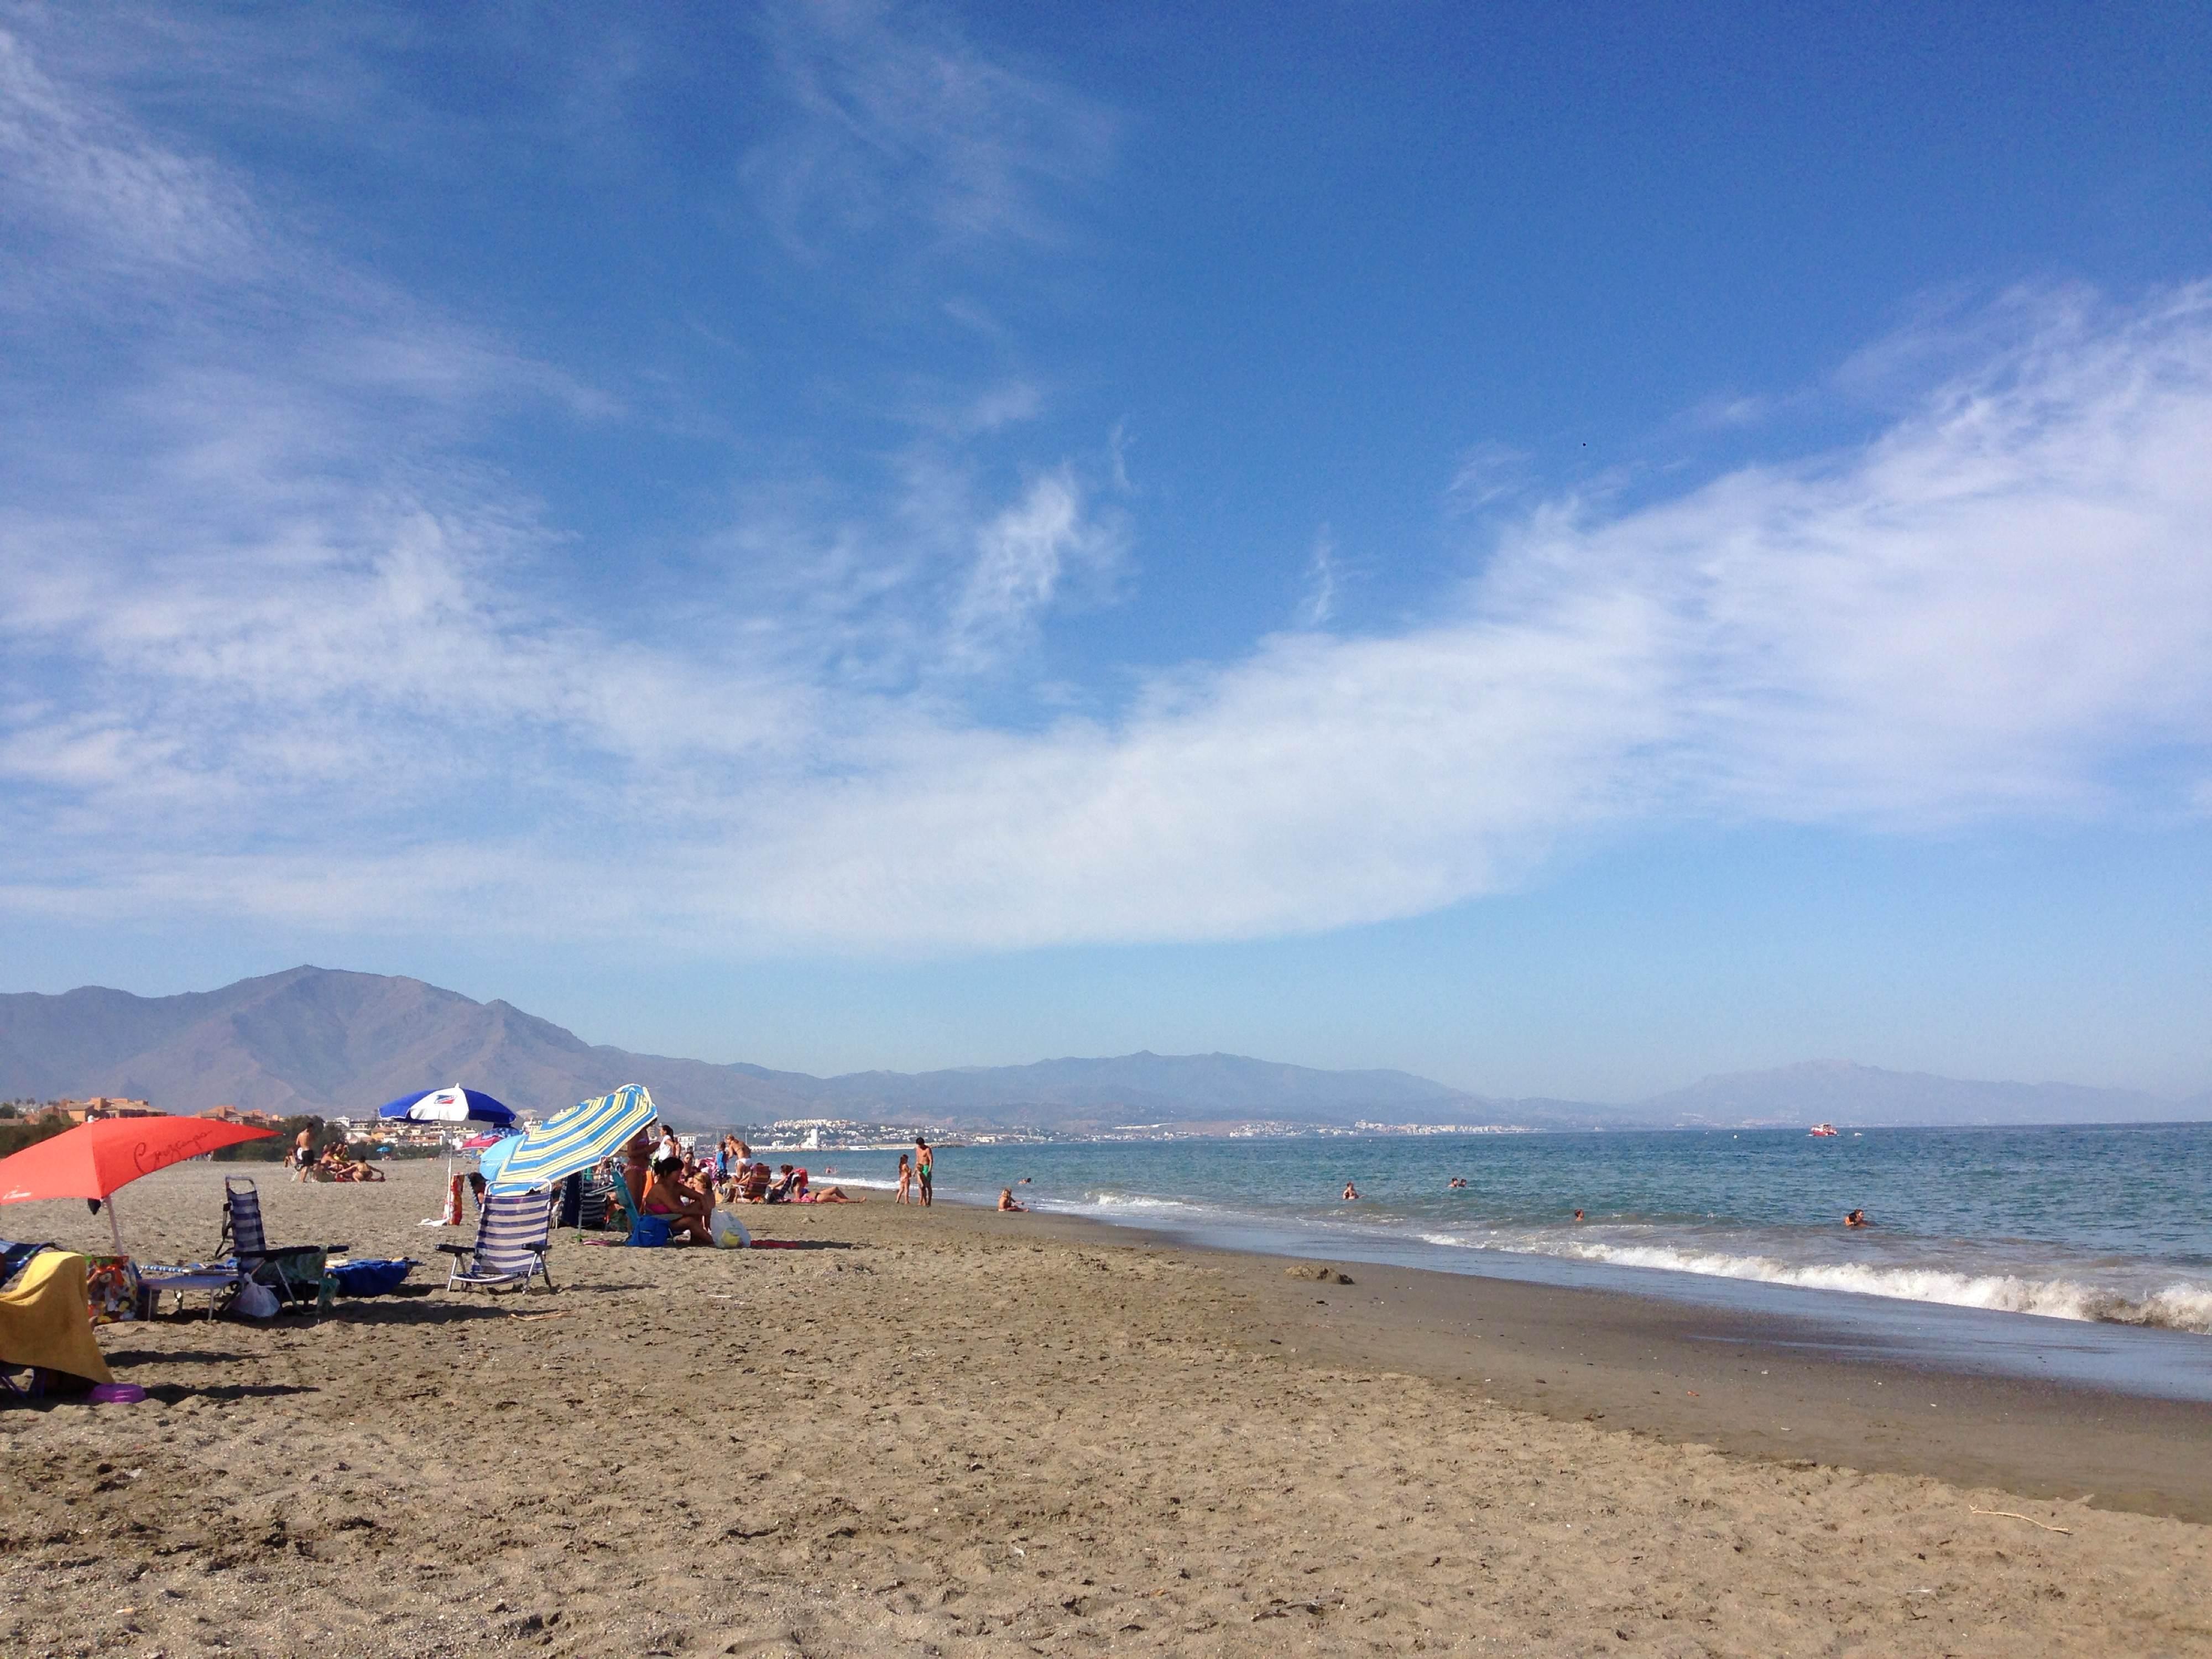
[802,1123,2212,1342]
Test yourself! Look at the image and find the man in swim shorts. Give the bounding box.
[915,1135,933,1207]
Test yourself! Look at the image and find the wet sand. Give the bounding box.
[3,1160,2208,1657]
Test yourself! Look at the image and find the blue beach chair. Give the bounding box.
[598,1171,670,1247]
[437,1188,557,1292]
[0,1240,53,1291]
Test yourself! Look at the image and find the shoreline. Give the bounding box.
[805,1121,2212,1351]
[979,1201,2212,1525]
[1001,1195,2212,1394]
[3,1161,2207,1656]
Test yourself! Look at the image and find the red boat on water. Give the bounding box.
[1809,1122,1840,1137]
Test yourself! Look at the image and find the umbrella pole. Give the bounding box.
[106,1191,126,1257]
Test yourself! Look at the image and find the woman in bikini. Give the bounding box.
[642,1154,713,1244]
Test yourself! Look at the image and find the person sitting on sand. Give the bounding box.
[735,1161,771,1203]
[641,1153,712,1244]
[761,1164,805,1203]
[1844,1208,1870,1228]
[1342,1181,1358,1201]
[997,1187,1026,1213]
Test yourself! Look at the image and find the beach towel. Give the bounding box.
[422,1173,466,1228]
[0,1251,114,1386]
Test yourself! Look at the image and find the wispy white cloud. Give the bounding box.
[3,17,2208,959]
[740,0,1116,258]
[1295,529,1337,629]
[946,467,1122,667]
[695,284,2212,947]
[1446,440,1532,512]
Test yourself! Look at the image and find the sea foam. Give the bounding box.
[1416,1230,2212,1332]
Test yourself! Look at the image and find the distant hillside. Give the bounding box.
[0,967,1522,1131]
[1,969,2203,1133]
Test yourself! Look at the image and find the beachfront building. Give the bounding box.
[196,1104,284,1127]
[17,1095,160,1123]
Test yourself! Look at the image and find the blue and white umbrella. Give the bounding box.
[484,1083,656,1196]
[473,1131,524,1186]
[374,1086,517,1128]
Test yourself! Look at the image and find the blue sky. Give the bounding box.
[3,2,2209,1100]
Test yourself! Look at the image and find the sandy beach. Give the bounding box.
[4,1160,2209,1657]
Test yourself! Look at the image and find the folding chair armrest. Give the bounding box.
[433,1243,471,1258]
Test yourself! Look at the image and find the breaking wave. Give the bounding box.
[1418,1232,2212,1332]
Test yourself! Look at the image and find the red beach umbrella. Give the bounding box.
[0,1115,275,1254]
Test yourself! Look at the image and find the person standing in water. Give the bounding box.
[915,1135,934,1207]
[1342,1181,1358,1201]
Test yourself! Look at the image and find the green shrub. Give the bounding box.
[211,1114,324,1162]
[0,1116,72,1158]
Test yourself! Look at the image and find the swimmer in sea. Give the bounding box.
[1844,1208,1870,1228]
[1342,1181,1358,1201]
[1573,1209,1583,1222]
[1447,1177,1467,1190]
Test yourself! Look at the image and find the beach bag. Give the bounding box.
[628,1215,671,1249]
[708,1210,750,1250]
[84,1256,140,1325]
[234,1278,280,1320]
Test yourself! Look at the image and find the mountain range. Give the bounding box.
[1,967,2205,1133]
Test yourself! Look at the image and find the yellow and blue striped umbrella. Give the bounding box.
[482,1083,656,1195]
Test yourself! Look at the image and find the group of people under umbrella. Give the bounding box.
[0,1082,668,1395]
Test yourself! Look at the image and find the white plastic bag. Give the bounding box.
[233,1277,280,1319]
[708,1209,750,1249]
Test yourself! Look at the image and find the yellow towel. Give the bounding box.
[0,1252,115,1386]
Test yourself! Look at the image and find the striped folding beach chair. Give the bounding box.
[219,1178,343,1311]
[436,1187,557,1292]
